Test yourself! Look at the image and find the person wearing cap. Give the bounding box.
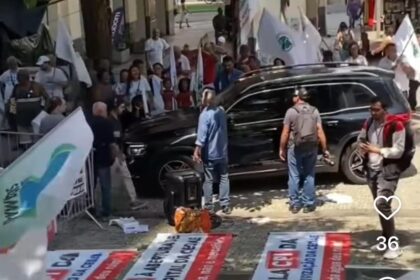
[0,56,20,129]
[9,69,49,139]
[279,88,329,214]
[378,43,414,99]
[193,88,231,215]
[34,55,69,99]
[212,7,226,43]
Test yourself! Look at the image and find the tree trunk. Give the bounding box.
[80,0,112,64]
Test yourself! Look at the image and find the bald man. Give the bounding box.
[89,101,117,219]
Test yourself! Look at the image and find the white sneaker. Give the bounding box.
[383,248,403,260]
[370,243,384,253]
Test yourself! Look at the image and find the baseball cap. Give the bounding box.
[36,55,51,66]
[217,36,226,44]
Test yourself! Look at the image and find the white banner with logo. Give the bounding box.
[123,233,233,280]
[252,232,351,280]
[46,250,138,280]
[70,167,87,199]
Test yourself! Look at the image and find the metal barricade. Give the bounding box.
[0,130,96,224]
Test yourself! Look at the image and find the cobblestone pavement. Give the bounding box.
[51,137,420,275]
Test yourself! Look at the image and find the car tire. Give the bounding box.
[341,142,367,185]
[154,153,198,191]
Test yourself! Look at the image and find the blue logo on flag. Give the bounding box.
[3,144,76,225]
[277,34,293,52]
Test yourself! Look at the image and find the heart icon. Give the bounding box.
[373,196,402,221]
[379,277,396,280]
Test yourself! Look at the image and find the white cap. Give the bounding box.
[36,55,51,66]
[217,36,226,44]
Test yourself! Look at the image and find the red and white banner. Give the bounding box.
[46,250,138,280]
[252,232,351,280]
[123,233,233,280]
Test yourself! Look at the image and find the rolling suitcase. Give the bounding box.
[163,170,202,226]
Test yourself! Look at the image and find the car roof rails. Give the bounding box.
[240,62,359,79]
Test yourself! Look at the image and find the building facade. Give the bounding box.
[44,0,176,55]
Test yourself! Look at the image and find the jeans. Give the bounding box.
[287,147,317,207]
[94,166,112,217]
[367,169,399,240]
[203,158,230,210]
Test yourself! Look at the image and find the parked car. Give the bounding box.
[124,63,411,192]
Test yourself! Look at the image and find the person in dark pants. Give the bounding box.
[193,89,231,214]
[408,79,419,112]
[358,97,413,260]
[279,88,329,214]
[89,101,117,220]
[212,7,226,43]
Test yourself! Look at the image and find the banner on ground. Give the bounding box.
[252,232,351,280]
[70,167,87,199]
[123,233,233,280]
[46,250,138,280]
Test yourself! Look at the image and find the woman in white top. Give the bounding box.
[126,65,153,115]
[114,69,129,97]
[346,42,368,66]
[149,63,165,115]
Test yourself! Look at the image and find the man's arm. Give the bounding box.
[194,113,209,162]
[162,38,170,50]
[381,122,406,159]
[279,109,293,160]
[52,68,69,87]
[314,109,328,152]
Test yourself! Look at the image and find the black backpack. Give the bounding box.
[293,104,319,150]
[366,117,415,172]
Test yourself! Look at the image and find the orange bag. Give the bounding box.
[174,207,211,233]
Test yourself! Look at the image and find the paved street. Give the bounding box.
[50,121,420,276]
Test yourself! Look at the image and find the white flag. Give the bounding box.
[56,20,92,87]
[299,7,322,63]
[257,9,303,66]
[395,15,420,81]
[169,46,178,94]
[0,108,93,249]
[240,0,260,44]
[194,47,204,104]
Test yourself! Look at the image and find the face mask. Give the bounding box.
[41,64,49,71]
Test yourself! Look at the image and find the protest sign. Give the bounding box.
[123,233,233,280]
[252,232,351,280]
[46,250,138,280]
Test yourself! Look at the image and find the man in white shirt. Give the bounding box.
[0,56,19,129]
[145,29,170,69]
[378,43,414,96]
[174,46,191,77]
[34,55,69,99]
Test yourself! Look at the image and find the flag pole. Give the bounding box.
[397,30,415,62]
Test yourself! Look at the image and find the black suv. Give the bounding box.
[124,63,411,192]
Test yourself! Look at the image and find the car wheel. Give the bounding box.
[155,154,197,190]
[341,142,367,184]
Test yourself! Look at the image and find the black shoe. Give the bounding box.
[222,206,232,215]
[289,205,301,214]
[303,205,316,213]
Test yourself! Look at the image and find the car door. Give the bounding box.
[304,82,375,162]
[226,86,296,173]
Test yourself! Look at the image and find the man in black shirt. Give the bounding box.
[90,102,116,219]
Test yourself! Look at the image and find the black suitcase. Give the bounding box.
[163,170,202,226]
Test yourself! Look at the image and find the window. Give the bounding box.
[305,85,341,113]
[339,83,376,108]
[228,88,295,124]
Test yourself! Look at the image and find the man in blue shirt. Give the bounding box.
[214,56,243,94]
[193,89,231,214]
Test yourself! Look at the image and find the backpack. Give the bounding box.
[174,207,212,233]
[293,104,319,150]
[366,118,415,172]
